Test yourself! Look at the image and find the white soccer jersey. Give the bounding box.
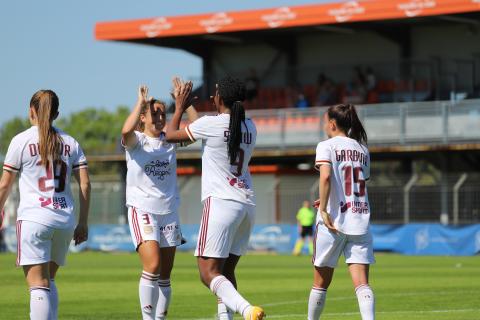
[315,136,370,235]
[3,126,88,229]
[185,114,256,205]
[125,131,179,215]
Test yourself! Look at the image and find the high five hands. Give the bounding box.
[172,77,195,113]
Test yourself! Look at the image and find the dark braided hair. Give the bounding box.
[327,104,368,145]
[217,76,246,164]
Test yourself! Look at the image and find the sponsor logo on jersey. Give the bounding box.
[328,1,366,23]
[143,226,154,234]
[226,176,250,190]
[144,160,171,180]
[199,12,233,33]
[261,7,297,28]
[140,17,172,38]
[397,0,436,18]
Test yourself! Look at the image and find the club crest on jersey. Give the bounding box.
[143,226,153,234]
[144,160,171,180]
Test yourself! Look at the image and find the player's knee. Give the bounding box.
[142,260,161,274]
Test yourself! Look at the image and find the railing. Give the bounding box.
[178,99,480,153]
[2,173,480,226]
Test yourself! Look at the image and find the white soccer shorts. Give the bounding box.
[16,220,74,267]
[127,206,182,250]
[312,223,375,268]
[195,196,255,258]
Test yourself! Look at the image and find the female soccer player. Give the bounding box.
[308,104,375,320]
[0,90,91,320]
[122,84,197,320]
[166,77,265,320]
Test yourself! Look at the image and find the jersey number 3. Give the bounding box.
[37,160,68,193]
[342,165,366,197]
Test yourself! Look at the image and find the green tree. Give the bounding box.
[0,117,31,155]
[0,106,130,156]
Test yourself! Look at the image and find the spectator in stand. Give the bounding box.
[366,67,376,91]
[245,68,260,102]
[345,68,367,104]
[296,93,310,109]
[315,73,335,106]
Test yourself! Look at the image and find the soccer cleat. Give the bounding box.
[245,306,265,320]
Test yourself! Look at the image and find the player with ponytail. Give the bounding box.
[166,76,264,320]
[308,103,375,320]
[0,89,90,320]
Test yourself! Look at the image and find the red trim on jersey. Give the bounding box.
[198,197,211,256]
[315,160,332,164]
[3,164,20,172]
[73,162,88,170]
[131,208,143,246]
[198,199,207,255]
[134,208,143,244]
[16,221,22,266]
[185,125,196,142]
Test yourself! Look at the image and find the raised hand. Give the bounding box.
[172,77,194,113]
[137,85,151,105]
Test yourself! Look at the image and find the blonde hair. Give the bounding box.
[30,90,63,168]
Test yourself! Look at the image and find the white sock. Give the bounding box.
[356,285,375,320]
[30,286,51,320]
[156,279,171,320]
[308,287,327,320]
[217,298,234,320]
[50,279,58,320]
[210,276,251,317]
[139,271,160,320]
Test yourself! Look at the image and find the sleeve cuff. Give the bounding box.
[3,164,20,173]
[185,125,196,142]
[73,162,88,171]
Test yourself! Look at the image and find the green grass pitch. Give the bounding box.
[1,252,479,319]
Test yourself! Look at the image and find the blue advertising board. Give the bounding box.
[2,223,480,256]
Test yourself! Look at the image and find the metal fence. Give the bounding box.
[3,173,480,227]
[176,98,480,154]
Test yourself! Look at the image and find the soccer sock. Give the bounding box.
[293,239,304,255]
[210,275,251,317]
[308,287,327,320]
[50,279,58,320]
[156,279,171,320]
[217,298,234,320]
[308,241,314,255]
[30,286,51,320]
[355,284,375,320]
[139,271,160,320]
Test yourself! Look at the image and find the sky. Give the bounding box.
[0,0,331,126]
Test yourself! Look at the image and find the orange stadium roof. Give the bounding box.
[95,0,480,41]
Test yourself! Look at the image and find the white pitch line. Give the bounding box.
[184,308,480,320]
[262,290,479,307]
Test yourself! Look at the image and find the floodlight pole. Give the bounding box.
[403,174,418,224]
[453,173,468,225]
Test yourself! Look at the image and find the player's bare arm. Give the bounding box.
[121,85,152,148]
[0,170,16,227]
[73,167,91,245]
[318,164,337,233]
[166,78,194,143]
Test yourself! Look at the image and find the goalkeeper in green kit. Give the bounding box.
[293,200,316,255]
